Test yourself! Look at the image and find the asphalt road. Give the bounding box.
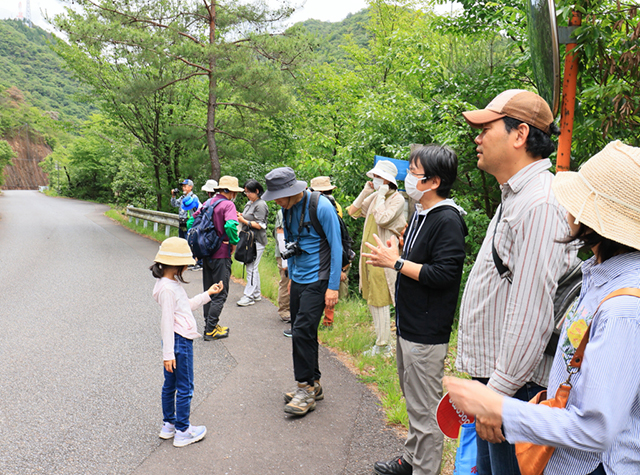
[0,191,403,475]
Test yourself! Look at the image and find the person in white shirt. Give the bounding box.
[150,237,223,448]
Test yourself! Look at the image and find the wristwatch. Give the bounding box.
[394,258,405,271]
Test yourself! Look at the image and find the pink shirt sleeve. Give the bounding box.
[158,287,177,361]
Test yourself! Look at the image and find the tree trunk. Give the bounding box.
[207,1,221,181]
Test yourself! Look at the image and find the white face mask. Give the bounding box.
[405,173,431,202]
[372,177,385,190]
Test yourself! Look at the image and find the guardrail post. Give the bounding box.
[153,222,158,232]
[143,220,148,228]
[165,225,171,237]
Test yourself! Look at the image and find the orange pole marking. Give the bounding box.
[557,10,582,172]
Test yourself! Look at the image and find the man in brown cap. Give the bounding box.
[455,90,578,475]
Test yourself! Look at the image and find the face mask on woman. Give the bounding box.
[372,177,385,190]
[405,173,431,202]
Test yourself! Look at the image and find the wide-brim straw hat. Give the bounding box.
[552,140,640,251]
[154,237,196,266]
[215,176,244,192]
[310,176,336,191]
[262,167,307,201]
[201,179,219,192]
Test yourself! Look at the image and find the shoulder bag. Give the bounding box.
[515,287,640,475]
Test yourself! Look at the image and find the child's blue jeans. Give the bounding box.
[162,333,194,432]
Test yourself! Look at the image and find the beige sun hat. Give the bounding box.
[552,140,640,251]
[154,237,196,266]
[310,176,337,192]
[201,179,219,192]
[366,160,398,186]
[215,176,244,192]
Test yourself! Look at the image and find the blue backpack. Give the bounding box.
[186,199,225,258]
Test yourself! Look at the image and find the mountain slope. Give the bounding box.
[0,19,93,122]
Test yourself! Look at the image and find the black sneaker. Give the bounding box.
[373,455,413,475]
[283,328,292,338]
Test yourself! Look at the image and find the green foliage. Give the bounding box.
[0,19,94,123]
[0,139,16,186]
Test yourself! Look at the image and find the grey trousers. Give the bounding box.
[397,336,448,475]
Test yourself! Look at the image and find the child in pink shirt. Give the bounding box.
[150,237,222,447]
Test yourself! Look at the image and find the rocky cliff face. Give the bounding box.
[2,134,51,190]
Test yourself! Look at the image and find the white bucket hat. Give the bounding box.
[154,237,196,266]
[552,140,640,251]
[367,160,398,186]
[201,179,219,192]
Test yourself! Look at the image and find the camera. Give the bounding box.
[281,241,303,260]
[172,188,181,195]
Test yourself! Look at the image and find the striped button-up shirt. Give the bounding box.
[457,159,578,395]
[503,252,640,474]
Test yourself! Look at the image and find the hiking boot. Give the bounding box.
[236,296,254,307]
[204,325,229,341]
[284,381,324,403]
[373,455,413,475]
[284,385,316,416]
[173,425,207,448]
[158,422,175,439]
[283,328,292,338]
[253,296,262,302]
[279,314,291,323]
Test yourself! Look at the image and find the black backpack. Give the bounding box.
[186,199,225,258]
[491,204,582,356]
[308,191,356,268]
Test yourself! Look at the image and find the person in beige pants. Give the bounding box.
[348,160,406,356]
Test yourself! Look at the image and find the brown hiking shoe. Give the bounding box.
[284,384,316,416]
[284,381,324,403]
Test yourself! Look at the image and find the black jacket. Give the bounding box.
[396,204,467,345]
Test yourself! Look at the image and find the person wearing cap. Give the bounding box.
[150,237,223,447]
[263,167,342,416]
[348,160,406,357]
[236,179,269,307]
[446,141,640,475]
[310,176,350,327]
[171,179,200,239]
[180,195,202,270]
[364,145,468,475]
[455,89,579,475]
[194,176,243,341]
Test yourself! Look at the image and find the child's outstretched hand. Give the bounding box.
[164,359,176,373]
[208,281,224,295]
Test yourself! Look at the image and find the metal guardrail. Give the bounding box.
[126,206,180,237]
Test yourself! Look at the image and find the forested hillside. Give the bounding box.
[0,19,93,122]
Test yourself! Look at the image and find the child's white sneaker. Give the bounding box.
[159,422,175,439]
[173,424,207,447]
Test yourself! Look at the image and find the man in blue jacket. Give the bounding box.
[263,167,342,416]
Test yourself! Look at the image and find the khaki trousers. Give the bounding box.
[276,257,290,320]
[397,336,448,475]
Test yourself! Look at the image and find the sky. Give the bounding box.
[0,0,371,33]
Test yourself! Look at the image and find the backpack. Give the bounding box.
[308,191,356,268]
[491,208,582,356]
[186,199,225,259]
[234,229,257,265]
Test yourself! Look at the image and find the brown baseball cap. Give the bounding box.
[462,89,554,135]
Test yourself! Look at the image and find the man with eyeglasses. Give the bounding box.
[364,145,467,475]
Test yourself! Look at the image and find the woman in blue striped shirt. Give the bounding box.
[445,141,640,475]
